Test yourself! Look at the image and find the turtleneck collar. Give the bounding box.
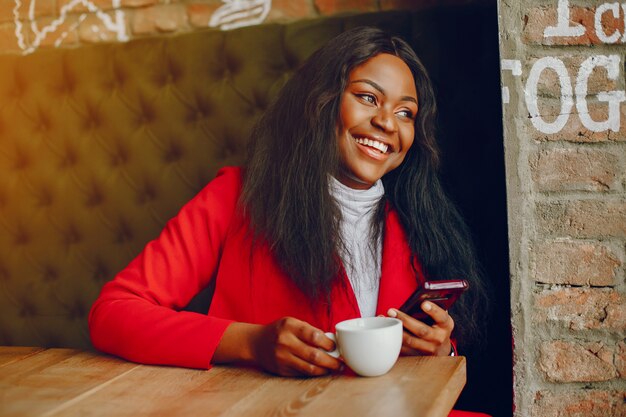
[328,176,384,219]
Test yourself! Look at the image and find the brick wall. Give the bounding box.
[0,0,488,54]
[498,0,626,416]
[4,0,622,415]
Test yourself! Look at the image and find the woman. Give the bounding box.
[90,26,487,395]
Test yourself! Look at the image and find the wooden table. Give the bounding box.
[0,347,466,417]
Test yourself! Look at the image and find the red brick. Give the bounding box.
[78,13,127,43]
[533,288,625,331]
[531,390,626,417]
[186,3,221,28]
[131,4,187,35]
[530,241,621,286]
[268,0,311,21]
[530,148,622,192]
[536,200,626,238]
[538,340,619,382]
[527,97,626,143]
[0,22,22,53]
[523,6,620,46]
[314,0,377,15]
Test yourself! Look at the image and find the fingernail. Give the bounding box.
[422,302,432,311]
[387,308,397,317]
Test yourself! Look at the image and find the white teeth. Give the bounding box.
[354,137,388,154]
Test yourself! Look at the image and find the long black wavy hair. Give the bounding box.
[241,26,487,345]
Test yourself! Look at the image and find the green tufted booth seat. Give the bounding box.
[0,11,433,349]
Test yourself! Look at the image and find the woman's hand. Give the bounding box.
[214,317,342,377]
[386,302,454,356]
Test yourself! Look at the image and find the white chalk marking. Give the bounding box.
[544,0,585,38]
[525,57,573,134]
[209,0,271,31]
[500,59,522,104]
[13,0,128,55]
[576,55,626,132]
[595,2,621,43]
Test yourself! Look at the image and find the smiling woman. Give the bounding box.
[89,26,489,416]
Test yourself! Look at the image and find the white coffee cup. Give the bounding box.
[325,316,403,377]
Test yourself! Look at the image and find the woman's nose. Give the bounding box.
[371,109,397,133]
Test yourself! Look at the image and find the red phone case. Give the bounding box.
[399,279,469,323]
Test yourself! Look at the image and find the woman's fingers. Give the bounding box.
[420,302,454,330]
[388,307,454,356]
[255,317,342,376]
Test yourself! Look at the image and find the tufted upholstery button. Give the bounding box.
[14,227,30,246]
[135,99,155,125]
[35,187,54,207]
[13,150,30,171]
[137,181,157,204]
[81,103,102,131]
[62,224,82,246]
[188,96,212,123]
[42,265,58,282]
[154,59,182,87]
[225,55,240,75]
[115,218,133,243]
[93,261,109,283]
[36,111,51,133]
[110,143,129,167]
[19,300,37,318]
[164,142,183,163]
[85,184,104,207]
[222,143,236,158]
[112,63,127,88]
[60,147,78,169]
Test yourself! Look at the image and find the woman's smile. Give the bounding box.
[351,133,391,155]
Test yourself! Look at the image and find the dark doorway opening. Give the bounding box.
[409,5,512,417]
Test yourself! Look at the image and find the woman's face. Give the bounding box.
[336,53,418,190]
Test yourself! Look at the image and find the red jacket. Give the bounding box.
[89,167,424,369]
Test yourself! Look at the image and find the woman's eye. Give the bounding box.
[397,109,414,119]
[357,94,376,104]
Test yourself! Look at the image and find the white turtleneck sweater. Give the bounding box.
[329,177,384,317]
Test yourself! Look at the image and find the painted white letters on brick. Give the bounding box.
[543,0,585,38]
[502,55,626,134]
[525,57,574,134]
[576,55,626,132]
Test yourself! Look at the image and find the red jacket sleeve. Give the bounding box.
[88,167,241,369]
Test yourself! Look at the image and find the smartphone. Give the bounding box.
[399,279,469,324]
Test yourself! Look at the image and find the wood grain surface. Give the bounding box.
[0,347,465,417]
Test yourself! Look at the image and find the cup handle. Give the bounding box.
[324,332,340,358]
